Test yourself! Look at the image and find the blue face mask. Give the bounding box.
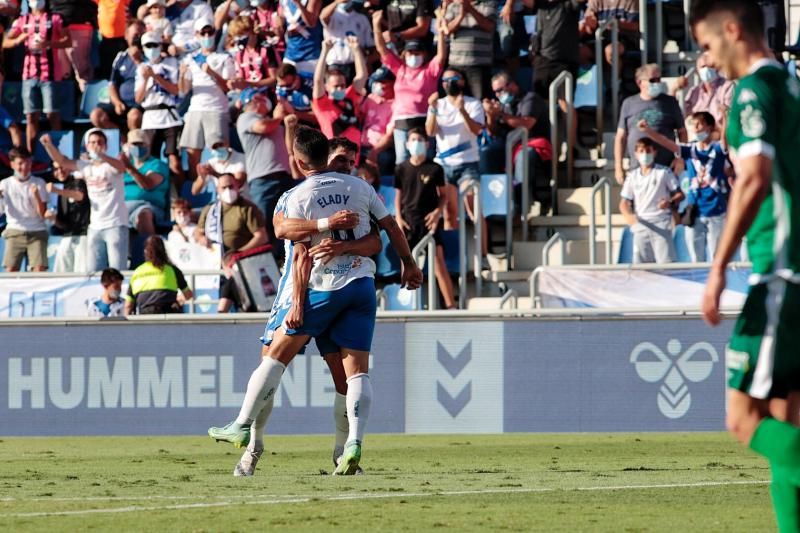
[129,144,148,160]
[698,67,718,83]
[144,46,161,62]
[212,148,229,160]
[199,36,215,50]
[330,88,346,101]
[648,82,666,98]
[407,140,426,157]
[276,86,292,98]
[498,91,514,105]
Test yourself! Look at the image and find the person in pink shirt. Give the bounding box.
[2,0,71,153]
[673,52,734,130]
[372,8,447,164]
[362,67,395,176]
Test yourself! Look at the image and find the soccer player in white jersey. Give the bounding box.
[209,127,423,475]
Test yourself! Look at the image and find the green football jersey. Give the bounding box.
[726,59,800,277]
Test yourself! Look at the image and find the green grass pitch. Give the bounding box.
[0,433,774,532]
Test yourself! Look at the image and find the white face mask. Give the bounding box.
[220,189,238,205]
[698,66,718,83]
[637,152,655,167]
[13,171,29,181]
[372,83,384,97]
[108,289,121,300]
[175,214,190,226]
[405,54,423,69]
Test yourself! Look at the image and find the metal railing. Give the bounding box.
[595,18,620,151]
[458,181,482,309]
[640,0,664,68]
[507,126,529,243]
[549,71,574,213]
[498,288,518,310]
[541,232,565,267]
[589,177,612,265]
[411,231,438,311]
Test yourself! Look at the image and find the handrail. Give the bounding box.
[458,181,482,309]
[541,232,565,267]
[549,71,574,214]
[411,231,438,311]
[639,0,648,65]
[683,0,692,52]
[655,0,663,68]
[506,126,528,243]
[589,176,612,265]
[639,0,664,68]
[498,288,518,310]
[530,267,543,308]
[595,18,619,151]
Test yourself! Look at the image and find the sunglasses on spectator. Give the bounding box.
[442,76,461,83]
[143,43,161,49]
[199,28,215,36]
[647,77,661,83]
[493,85,508,94]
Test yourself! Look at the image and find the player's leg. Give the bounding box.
[315,333,352,469]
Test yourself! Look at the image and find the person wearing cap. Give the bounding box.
[143,0,174,44]
[373,9,448,164]
[92,19,145,133]
[121,129,171,264]
[193,140,249,199]
[40,129,130,271]
[319,0,374,85]
[135,30,183,187]
[236,87,292,257]
[362,67,395,176]
[178,18,235,184]
[171,0,214,53]
[442,0,497,100]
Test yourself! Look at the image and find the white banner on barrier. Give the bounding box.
[0,276,105,317]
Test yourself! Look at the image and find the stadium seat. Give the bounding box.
[574,65,599,109]
[2,81,24,123]
[180,179,216,209]
[380,175,394,188]
[617,226,633,264]
[673,225,693,263]
[75,80,111,124]
[57,81,78,123]
[481,173,510,218]
[375,230,400,279]
[380,283,417,311]
[439,229,460,274]
[33,130,74,163]
[378,184,396,216]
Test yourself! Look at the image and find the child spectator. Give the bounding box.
[362,67,396,177]
[320,0,374,84]
[167,197,198,246]
[48,163,90,273]
[274,62,315,125]
[143,0,174,44]
[0,148,48,272]
[638,112,731,262]
[87,268,125,317]
[619,138,684,264]
[2,0,71,153]
[228,15,279,91]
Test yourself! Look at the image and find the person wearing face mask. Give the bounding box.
[170,0,214,53]
[179,18,236,185]
[615,63,687,185]
[87,268,125,317]
[372,9,448,164]
[638,112,731,262]
[274,62,316,125]
[195,174,268,312]
[48,163,90,273]
[619,138,684,264]
[442,0,497,100]
[362,67,396,176]
[41,129,130,271]
[0,147,48,272]
[91,20,145,133]
[194,140,249,198]
[311,36,368,152]
[393,128,457,309]
[319,0,374,85]
[227,15,279,92]
[675,52,735,129]
[135,31,184,189]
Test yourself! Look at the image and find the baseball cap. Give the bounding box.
[194,18,214,33]
[146,0,165,6]
[403,39,425,52]
[369,67,395,84]
[141,32,160,46]
[239,87,269,107]
[127,129,147,144]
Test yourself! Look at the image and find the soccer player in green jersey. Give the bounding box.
[691,1,800,530]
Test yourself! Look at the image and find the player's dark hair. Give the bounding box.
[690,111,716,128]
[689,0,765,40]
[329,136,358,155]
[407,127,428,140]
[294,127,330,169]
[276,62,297,80]
[144,235,171,270]
[101,268,124,286]
[8,147,31,162]
[635,137,656,151]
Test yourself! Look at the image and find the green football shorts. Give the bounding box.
[727,279,800,399]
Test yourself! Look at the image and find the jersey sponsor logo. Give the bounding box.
[725,347,749,372]
[740,106,766,138]
[737,88,757,104]
[316,193,350,208]
[631,339,719,419]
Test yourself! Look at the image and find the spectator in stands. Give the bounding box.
[236,87,292,252]
[496,0,528,73]
[328,136,358,173]
[319,0,374,84]
[143,0,175,44]
[0,147,48,272]
[92,20,145,132]
[362,67,396,177]
[426,67,487,260]
[167,197,198,246]
[122,129,170,242]
[228,15,279,91]
[619,138,683,264]
[530,0,582,100]
[96,0,130,79]
[373,10,447,164]
[673,52,734,129]
[312,37,367,149]
[274,62,316,125]
[442,0,497,100]
[214,0,286,55]
[135,31,183,186]
[615,63,686,185]
[87,267,125,317]
[484,70,552,212]
[125,235,193,314]
[381,0,435,44]
[279,0,323,77]
[579,0,639,69]
[179,18,236,184]
[3,1,71,153]
[172,0,214,54]
[638,112,731,262]
[357,160,382,194]
[394,128,457,309]
[193,140,248,197]
[48,163,90,273]
[51,0,97,91]
[0,105,23,150]
[41,129,130,271]
[195,173,268,312]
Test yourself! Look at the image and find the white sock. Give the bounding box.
[236,358,286,425]
[333,392,349,458]
[345,374,372,444]
[248,396,273,453]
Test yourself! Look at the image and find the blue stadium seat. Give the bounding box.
[380,175,394,188]
[180,179,216,209]
[480,173,510,218]
[574,65,599,109]
[381,283,417,311]
[378,185,396,216]
[439,229,460,274]
[375,230,400,278]
[76,80,111,124]
[673,225,692,263]
[33,131,75,163]
[2,81,24,123]
[57,80,77,123]
[617,226,633,264]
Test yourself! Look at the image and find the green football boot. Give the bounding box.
[208,421,251,449]
[333,440,361,476]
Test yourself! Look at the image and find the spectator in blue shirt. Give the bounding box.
[638,111,731,262]
[279,0,322,78]
[87,268,126,317]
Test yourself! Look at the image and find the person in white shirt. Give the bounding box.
[0,147,48,271]
[179,17,236,184]
[143,0,174,44]
[170,0,213,53]
[319,0,374,84]
[619,138,685,264]
[426,67,487,255]
[192,140,249,198]
[41,129,130,271]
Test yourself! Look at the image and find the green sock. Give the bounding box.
[750,418,800,472]
[770,465,800,533]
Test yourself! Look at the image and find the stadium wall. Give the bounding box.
[0,315,733,436]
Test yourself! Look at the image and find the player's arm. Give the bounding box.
[637,119,680,154]
[273,210,359,241]
[309,228,382,264]
[376,215,423,289]
[284,241,313,329]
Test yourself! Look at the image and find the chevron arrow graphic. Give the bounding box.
[437,381,472,418]
[437,341,472,378]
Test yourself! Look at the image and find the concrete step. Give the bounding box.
[466,296,533,311]
[509,239,622,268]
[527,213,628,227]
[557,187,622,216]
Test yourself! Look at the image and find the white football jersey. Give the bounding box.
[285,171,389,291]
